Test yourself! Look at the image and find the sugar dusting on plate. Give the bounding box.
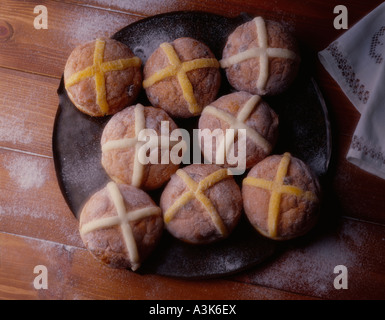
[243,219,377,298]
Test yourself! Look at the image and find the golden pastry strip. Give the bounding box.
[80,181,161,271]
[64,66,94,87]
[164,168,230,237]
[65,38,141,115]
[143,42,219,115]
[219,17,297,92]
[243,152,318,238]
[202,95,271,164]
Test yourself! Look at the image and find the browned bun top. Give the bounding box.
[79,183,163,270]
[64,38,142,117]
[160,164,242,244]
[101,104,180,190]
[221,17,300,96]
[199,91,279,169]
[143,37,221,118]
[242,153,320,240]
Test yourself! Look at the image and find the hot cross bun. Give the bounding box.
[160,164,242,244]
[198,91,278,169]
[79,182,163,270]
[242,153,320,240]
[220,17,300,96]
[143,37,221,118]
[64,38,142,117]
[101,104,182,190]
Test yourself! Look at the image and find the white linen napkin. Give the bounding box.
[318,2,385,179]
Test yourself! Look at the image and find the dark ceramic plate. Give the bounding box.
[53,11,332,279]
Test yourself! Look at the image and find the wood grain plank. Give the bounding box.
[59,0,383,51]
[235,217,385,299]
[0,0,141,78]
[0,231,314,300]
[0,148,83,248]
[0,67,59,157]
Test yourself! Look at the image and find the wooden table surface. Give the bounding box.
[1,0,385,301]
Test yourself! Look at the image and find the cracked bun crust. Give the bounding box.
[242,153,320,240]
[64,38,142,117]
[101,104,181,190]
[221,17,300,96]
[198,91,279,169]
[143,37,221,118]
[79,183,163,270]
[160,164,242,244]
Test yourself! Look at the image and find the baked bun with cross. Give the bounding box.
[64,38,142,117]
[101,104,183,190]
[199,91,278,169]
[79,182,163,271]
[220,17,300,96]
[143,37,221,118]
[242,152,320,240]
[160,164,242,244]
